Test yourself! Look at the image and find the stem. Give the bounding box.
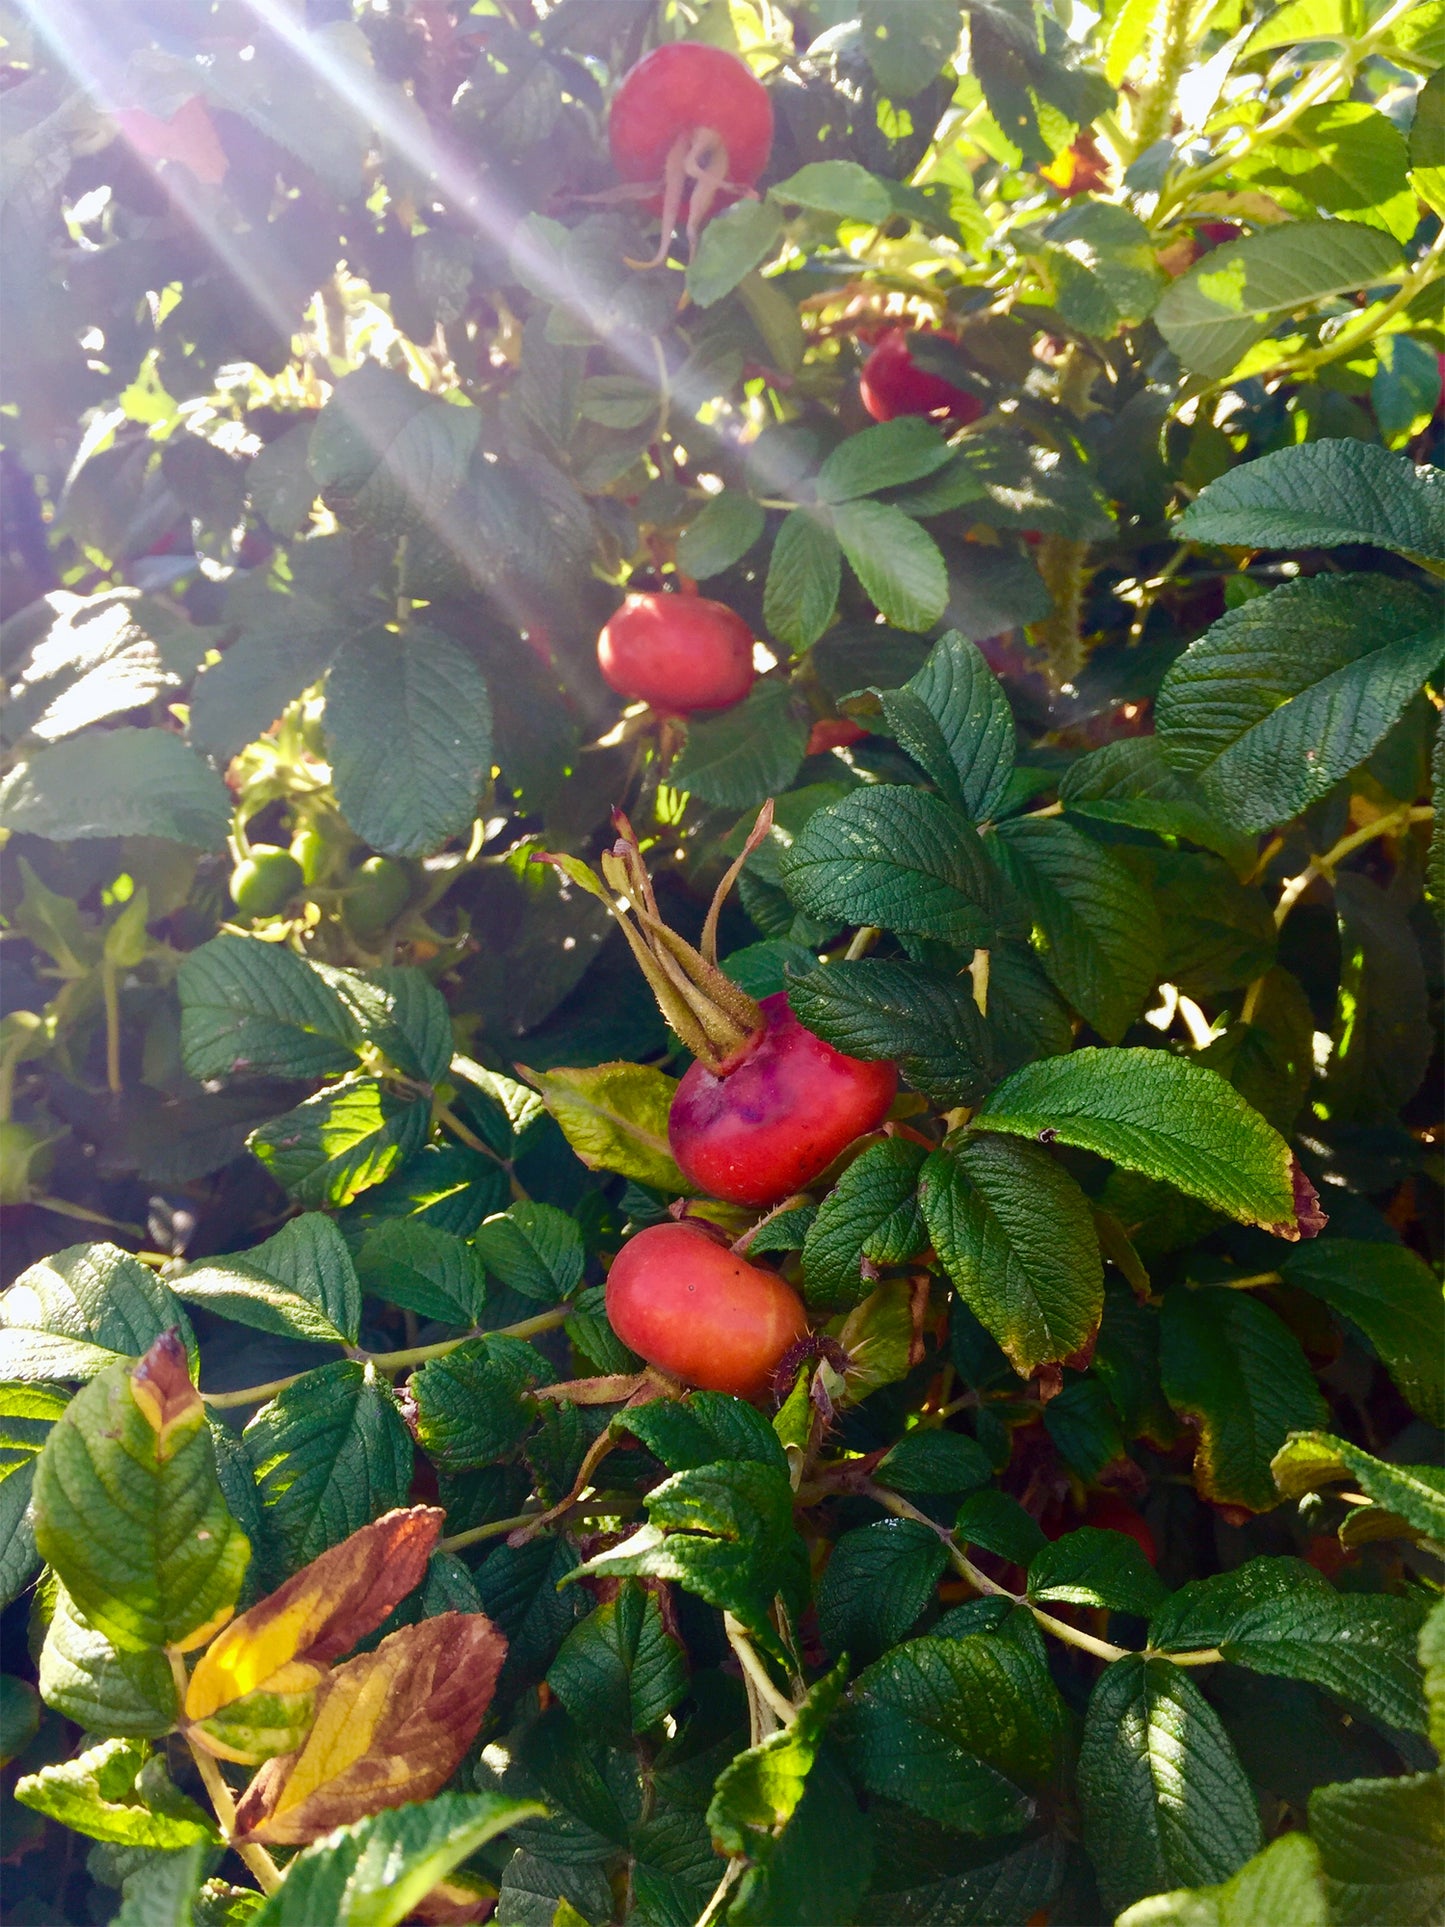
[30,1197,144,1235]
[1268,229,1445,382]
[169,1652,282,1896]
[1031,536,1091,690]
[696,1859,745,1927]
[866,1485,1224,1669]
[1129,0,1192,156]
[1217,1269,1282,1291]
[1274,806,1433,930]
[843,925,882,961]
[724,1612,796,1729]
[101,961,122,1096]
[439,1508,545,1552]
[968,948,990,1017]
[433,1102,530,1202]
[201,1306,570,1408]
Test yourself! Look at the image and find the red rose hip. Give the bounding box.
[597,592,756,715]
[669,991,897,1208]
[860,327,984,426]
[606,1221,808,1397]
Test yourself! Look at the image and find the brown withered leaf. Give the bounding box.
[411,1872,498,1924]
[131,1328,204,1459]
[186,1506,443,1726]
[233,1611,506,1845]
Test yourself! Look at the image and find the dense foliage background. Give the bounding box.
[0,0,1442,1922]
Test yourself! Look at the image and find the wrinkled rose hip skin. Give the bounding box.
[860,327,984,426]
[606,1221,808,1397]
[669,991,898,1208]
[597,592,755,715]
[608,43,773,263]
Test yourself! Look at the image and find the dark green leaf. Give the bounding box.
[243,1360,412,1576]
[802,1139,927,1310]
[686,200,786,308]
[1113,1831,1328,1927]
[1078,1655,1261,1914]
[411,1335,553,1471]
[875,1428,993,1499]
[1176,442,1445,563]
[1059,737,1253,874]
[326,623,492,859]
[1281,1239,1443,1426]
[769,159,894,224]
[919,1136,1104,1377]
[309,365,478,534]
[1160,1287,1327,1512]
[546,1581,687,1742]
[474,1203,584,1305]
[1155,575,1441,830]
[188,587,344,764]
[248,1076,430,1210]
[891,630,1016,821]
[355,1220,486,1326]
[859,0,959,96]
[0,729,231,847]
[787,959,997,1110]
[709,1662,845,1859]
[1325,872,1432,1119]
[975,1047,1317,1239]
[763,509,841,652]
[781,786,1002,947]
[990,816,1163,1043]
[671,680,809,813]
[178,935,361,1083]
[817,1521,947,1663]
[832,499,949,633]
[1027,1526,1167,1618]
[1309,1767,1445,1927]
[816,420,954,504]
[174,1213,361,1346]
[1035,199,1163,335]
[0,1243,194,1381]
[676,492,765,578]
[620,1391,788,1478]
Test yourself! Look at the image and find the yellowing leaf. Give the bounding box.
[185,1505,442,1764]
[233,1611,507,1845]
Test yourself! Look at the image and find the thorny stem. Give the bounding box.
[101,962,122,1096]
[1031,536,1091,691]
[1273,806,1434,930]
[168,1652,282,1896]
[201,1306,569,1408]
[1129,0,1193,157]
[866,1484,1224,1670]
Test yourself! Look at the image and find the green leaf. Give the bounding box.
[1177,443,1445,564]
[1043,1374,1131,1483]
[14,1737,216,1848]
[1155,575,1442,829]
[248,1076,430,1210]
[763,509,841,652]
[1309,1767,1445,1927]
[354,1220,486,1325]
[686,201,786,308]
[244,1360,412,1576]
[0,728,231,847]
[816,419,954,504]
[188,586,344,764]
[1126,848,1276,999]
[1027,1526,1167,1618]
[1196,965,1315,1137]
[670,679,809,812]
[1078,1655,1261,1914]
[621,1390,789,1477]
[990,817,1163,1043]
[975,1047,1319,1239]
[676,491,765,578]
[954,1492,1050,1568]
[832,499,949,632]
[0,1462,39,1610]
[770,159,893,225]
[1036,199,1164,335]
[709,1662,845,1857]
[787,959,997,1110]
[1,590,196,748]
[1374,334,1443,449]
[1422,1597,1445,1756]
[248,421,316,536]
[1160,1287,1327,1511]
[474,1203,583,1305]
[1271,1431,1445,1541]
[326,624,492,859]
[523,1061,693,1193]
[178,935,362,1083]
[1153,221,1405,379]
[1059,737,1253,874]
[875,1428,993,1499]
[1326,872,1433,1120]
[411,1334,553,1471]
[1149,1555,1426,1735]
[252,1791,544,1927]
[1281,1240,1443,1427]
[0,1242,194,1381]
[546,1582,687,1743]
[802,1139,927,1311]
[817,1521,947,1664]
[34,1345,249,1651]
[858,0,959,96]
[888,629,1016,821]
[568,1459,805,1658]
[869,1833,1067,1927]
[1235,102,1418,243]
[308,365,478,534]
[174,1213,362,1346]
[336,965,453,1087]
[37,1584,177,1738]
[1114,1831,1327,1927]
[780,786,1003,947]
[842,1628,1062,1834]
[919,1136,1103,1377]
